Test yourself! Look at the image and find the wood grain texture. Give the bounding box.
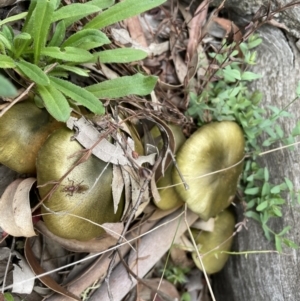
[213,25,300,301]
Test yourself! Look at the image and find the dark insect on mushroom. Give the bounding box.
[61,179,89,196]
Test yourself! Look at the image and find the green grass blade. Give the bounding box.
[55,65,90,77]
[13,33,32,59]
[16,61,50,86]
[85,73,157,98]
[0,54,16,68]
[84,0,166,29]
[50,76,104,115]
[0,33,12,50]
[92,48,147,63]
[89,0,115,9]
[52,3,101,22]
[37,84,71,122]
[22,0,37,33]
[48,21,66,47]
[0,12,28,27]
[33,0,56,64]
[61,29,110,49]
[2,26,14,44]
[41,47,93,63]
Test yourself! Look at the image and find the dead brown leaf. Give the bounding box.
[186,0,209,62]
[25,236,81,301]
[0,178,36,237]
[125,16,148,47]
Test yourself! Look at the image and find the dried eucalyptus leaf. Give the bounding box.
[120,165,132,218]
[151,176,160,203]
[112,165,125,214]
[12,251,35,294]
[67,116,129,165]
[67,116,157,168]
[0,178,36,237]
[134,201,149,218]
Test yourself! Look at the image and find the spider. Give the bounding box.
[61,179,89,196]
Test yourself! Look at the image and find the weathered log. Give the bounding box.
[213,25,300,301]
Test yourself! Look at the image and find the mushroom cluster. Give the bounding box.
[1,101,244,271]
[0,101,124,241]
[154,121,244,273]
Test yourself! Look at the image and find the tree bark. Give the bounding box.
[213,25,300,301]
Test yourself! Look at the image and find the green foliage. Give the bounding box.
[0,0,161,121]
[187,35,299,252]
[162,265,190,286]
[181,292,192,301]
[0,74,17,97]
[3,293,14,301]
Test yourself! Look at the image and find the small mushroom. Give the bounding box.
[37,127,124,241]
[0,101,62,174]
[172,121,244,220]
[191,208,235,274]
[152,124,186,210]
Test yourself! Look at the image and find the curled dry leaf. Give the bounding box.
[112,164,125,214]
[172,49,188,84]
[30,231,69,285]
[186,0,209,62]
[24,237,80,301]
[0,178,36,237]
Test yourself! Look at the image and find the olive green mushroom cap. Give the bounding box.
[0,101,62,174]
[172,121,244,220]
[155,166,184,210]
[192,208,235,274]
[37,127,124,241]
